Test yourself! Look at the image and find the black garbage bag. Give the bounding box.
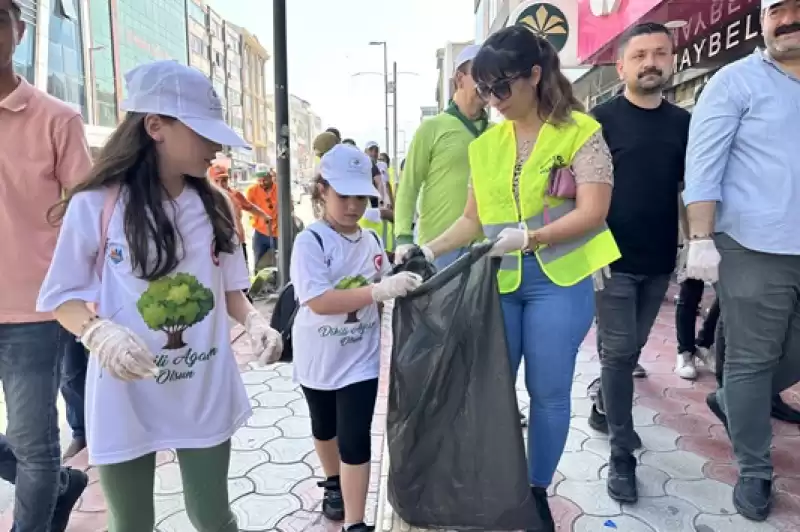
[387,242,541,531]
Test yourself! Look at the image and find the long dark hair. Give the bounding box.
[48,113,236,281]
[472,25,584,125]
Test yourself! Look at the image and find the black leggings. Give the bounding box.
[302,378,378,465]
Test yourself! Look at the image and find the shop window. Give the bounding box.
[57,0,78,20]
[48,0,86,118]
[12,23,36,83]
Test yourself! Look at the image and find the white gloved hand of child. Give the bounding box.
[488,228,529,257]
[245,310,283,366]
[371,272,423,302]
[81,319,160,381]
[394,244,434,265]
[685,238,721,283]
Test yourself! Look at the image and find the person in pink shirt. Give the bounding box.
[0,1,91,529]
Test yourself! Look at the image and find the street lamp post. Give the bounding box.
[369,41,390,155]
[274,0,292,287]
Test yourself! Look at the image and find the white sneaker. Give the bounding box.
[675,352,698,380]
[695,346,716,372]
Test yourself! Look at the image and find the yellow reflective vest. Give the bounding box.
[359,181,395,252]
[469,111,620,293]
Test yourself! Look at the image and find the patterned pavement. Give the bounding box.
[1,288,800,530]
[377,286,800,532]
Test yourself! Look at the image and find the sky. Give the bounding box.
[207,0,475,158]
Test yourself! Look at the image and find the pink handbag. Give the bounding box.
[543,162,577,224]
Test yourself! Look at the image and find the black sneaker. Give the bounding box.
[733,477,772,522]
[343,523,375,532]
[588,403,608,433]
[530,486,555,532]
[607,452,638,504]
[771,394,800,424]
[317,477,345,521]
[706,392,730,435]
[62,437,87,462]
[51,467,89,532]
[588,404,642,450]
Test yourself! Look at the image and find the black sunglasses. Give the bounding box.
[476,74,523,101]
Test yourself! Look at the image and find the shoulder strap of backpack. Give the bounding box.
[366,229,382,247]
[307,228,324,251]
[96,183,122,280]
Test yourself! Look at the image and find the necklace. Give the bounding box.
[323,218,363,244]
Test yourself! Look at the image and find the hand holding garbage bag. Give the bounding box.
[371,272,423,301]
[488,227,529,256]
[394,243,434,264]
[387,240,541,531]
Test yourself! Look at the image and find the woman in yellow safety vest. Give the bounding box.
[398,26,619,527]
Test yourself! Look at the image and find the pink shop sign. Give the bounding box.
[577,0,665,63]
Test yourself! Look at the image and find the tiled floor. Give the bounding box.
[3,289,800,531]
[377,288,800,531]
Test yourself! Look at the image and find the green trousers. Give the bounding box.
[98,440,237,532]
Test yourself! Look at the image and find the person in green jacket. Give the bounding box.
[393,44,488,269]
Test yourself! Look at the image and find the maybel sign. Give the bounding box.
[674,7,761,72]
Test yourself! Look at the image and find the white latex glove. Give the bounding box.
[685,239,721,283]
[488,228,529,257]
[394,244,434,265]
[676,245,689,284]
[245,311,283,366]
[371,272,423,302]
[81,319,159,381]
[592,266,612,291]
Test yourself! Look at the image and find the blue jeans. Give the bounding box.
[252,231,277,270]
[61,339,87,440]
[500,256,594,487]
[0,322,70,531]
[433,247,466,271]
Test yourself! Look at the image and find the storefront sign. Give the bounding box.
[672,0,759,48]
[674,6,761,73]
[509,0,580,66]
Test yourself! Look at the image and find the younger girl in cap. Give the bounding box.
[290,144,422,532]
[37,60,283,531]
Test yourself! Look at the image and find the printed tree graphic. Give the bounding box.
[137,273,215,349]
[335,275,369,324]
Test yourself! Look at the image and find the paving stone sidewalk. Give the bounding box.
[0,296,388,531]
[376,286,800,532]
[3,287,800,531]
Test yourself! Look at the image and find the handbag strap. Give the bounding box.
[95,183,121,280]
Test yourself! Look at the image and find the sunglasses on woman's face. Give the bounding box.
[476,75,523,101]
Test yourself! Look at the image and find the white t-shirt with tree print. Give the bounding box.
[37,187,252,466]
[290,221,391,391]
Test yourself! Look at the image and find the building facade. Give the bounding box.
[289,95,321,182]
[435,40,473,112]
[187,0,210,77]
[241,29,271,167]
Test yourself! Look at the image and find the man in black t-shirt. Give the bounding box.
[590,22,690,506]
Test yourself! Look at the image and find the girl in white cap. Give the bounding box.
[290,144,422,532]
[37,61,283,531]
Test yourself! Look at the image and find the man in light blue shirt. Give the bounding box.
[682,0,800,522]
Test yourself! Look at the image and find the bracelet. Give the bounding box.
[79,315,100,338]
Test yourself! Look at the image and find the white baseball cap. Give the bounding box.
[365,140,379,151]
[121,60,248,148]
[455,44,481,70]
[320,145,380,198]
[762,0,784,9]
